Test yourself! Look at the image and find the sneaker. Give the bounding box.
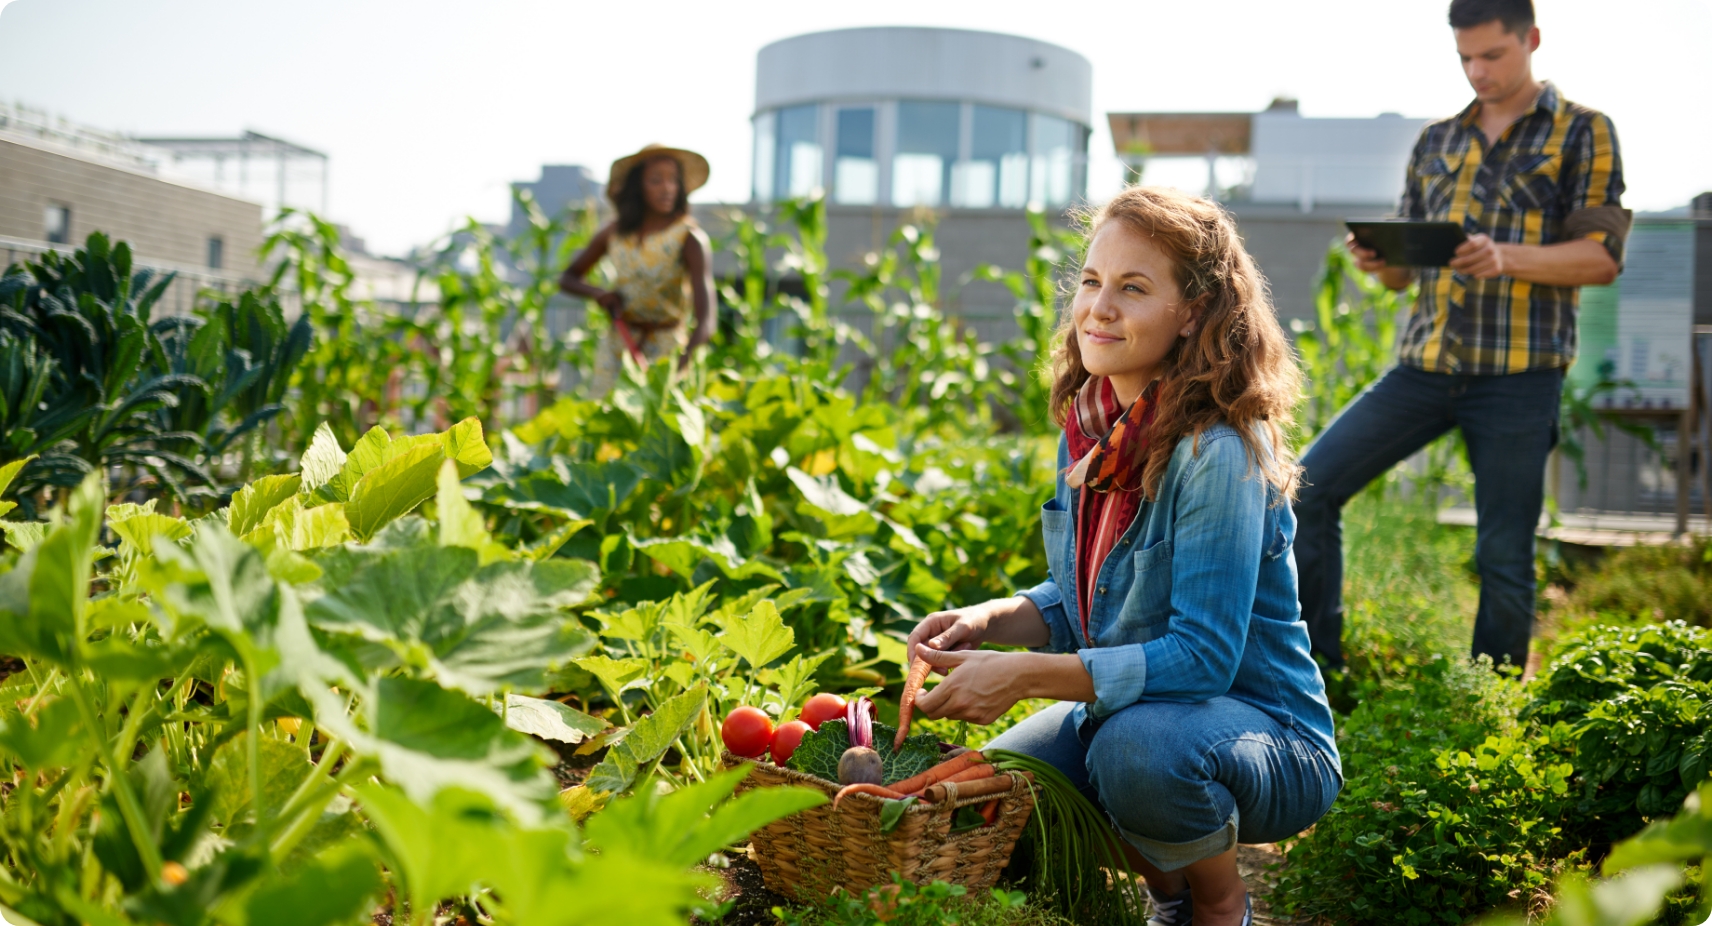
[1146,887,1193,926]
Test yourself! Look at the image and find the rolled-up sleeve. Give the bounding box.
[1075,434,1267,717]
[1562,113,1628,267]
[1019,579,1078,655]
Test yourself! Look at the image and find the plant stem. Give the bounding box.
[67,675,162,880]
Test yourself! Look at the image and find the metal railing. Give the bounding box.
[1,234,259,316]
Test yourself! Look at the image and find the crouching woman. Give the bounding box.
[907,187,1341,926]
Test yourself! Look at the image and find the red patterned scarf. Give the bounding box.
[1065,377,1159,637]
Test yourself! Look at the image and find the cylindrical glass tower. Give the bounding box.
[752,27,1093,211]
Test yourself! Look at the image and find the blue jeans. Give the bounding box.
[1293,365,1563,669]
[985,699,1342,872]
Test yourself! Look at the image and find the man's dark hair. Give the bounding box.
[1449,0,1535,36]
[615,156,688,234]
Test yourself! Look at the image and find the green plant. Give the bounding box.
[1553,539,1712,629]
[0,414,823,925]
[972,208,1085,435]
[1275,656,1578,925]
[774,875,1054,926]
[0,234,308,513]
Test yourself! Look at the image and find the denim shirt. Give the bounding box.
[1018,422,1341,765]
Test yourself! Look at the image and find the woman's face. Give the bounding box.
[641,157,681,216]
[1073,222,1198,402]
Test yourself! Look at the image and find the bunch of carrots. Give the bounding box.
[830,657,1023,827]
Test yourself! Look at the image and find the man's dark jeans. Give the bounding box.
[1293,365,1563,670]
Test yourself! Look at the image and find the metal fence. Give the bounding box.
[1,234,258,315]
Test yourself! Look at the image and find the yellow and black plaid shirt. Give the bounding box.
[1397,81,1625,375]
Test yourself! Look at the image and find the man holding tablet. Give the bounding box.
[1295,0,1630,672]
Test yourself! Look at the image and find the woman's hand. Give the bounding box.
[596,290,624,314]
[907,603,994,667]
[910,648,1024,725]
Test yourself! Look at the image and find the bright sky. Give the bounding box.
[2,0,1707,256]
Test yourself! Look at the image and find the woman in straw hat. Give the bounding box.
[559,144,715,394]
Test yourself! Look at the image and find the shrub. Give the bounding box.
[1556,539,1712,628]
[1526,622,1712,843]
[1274,656,1578,924]
[772,876,1066,926]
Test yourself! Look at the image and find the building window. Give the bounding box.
[207,236,224,270]
[1031,114,1082,207]
[955,105,1029,208]
[44,204,70,244]
[892,101,960,208]
[752,111,776,203]
[774,104,823,201]
[833,107,877,206]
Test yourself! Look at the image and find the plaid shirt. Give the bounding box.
[1396,81,1625,375]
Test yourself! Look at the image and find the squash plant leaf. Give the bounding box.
[584,766,824,869]
[584,684,707,795]
[228,473,303,537]
[572,655,650,699]
[441,416,493,478]
[207,733,315,832]
[502,694,609,745]
[716,600,794,671]
[0,475,104,668]
[0,697,85,769]
[244,842,382,926]
[346,442,445,542]
[298,422,347,492]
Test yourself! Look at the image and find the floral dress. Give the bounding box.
[588,217,694,395]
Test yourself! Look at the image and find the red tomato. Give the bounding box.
[721,706,775,758]
[771,720,812,765]
[799,693,848,731]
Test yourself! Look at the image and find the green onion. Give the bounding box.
[987,748,1148,925]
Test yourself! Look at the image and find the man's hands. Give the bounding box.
[1448,233,1506,279]
[1344,233,1416,291]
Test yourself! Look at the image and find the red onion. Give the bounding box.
[845,696,874,750]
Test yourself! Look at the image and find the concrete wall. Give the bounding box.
[0,134,264,278]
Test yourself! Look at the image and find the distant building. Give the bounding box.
[0,102,264,312]
[138,130,329,220]
[1108,100,1428,324]
[739,26,1094,343]
[508,165,603,237]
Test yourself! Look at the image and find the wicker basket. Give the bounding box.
[722,750,1036,903]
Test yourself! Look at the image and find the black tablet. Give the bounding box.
[1345,220,1469,268]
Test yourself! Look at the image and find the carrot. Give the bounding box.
[923,772,1021,804]
[886,749,986,796]
[832,783,909,810]
[979,798,1000,826]
[911,763,996,794]
[894,655,934,752]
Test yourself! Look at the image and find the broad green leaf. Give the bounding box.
[245,842,382,926]
[595,601,663,643]
[717,600,794,670]
[669,624,721,666]
[229,473,303,536]
[207,733,314,831]
[0,474,102,667]
[0,520,47,554]
[584,766,824,869]
[0,698,85,768]
[108,512,192,556]
[572,655,649,698]
[481,831,711,926]
[318,425,390,503]
[0,455,36,498]
[761,651,835,714]
[483,460,641,520]
[362,677,554,821]
[441,416,494,478]
[632,535,784,585]
[353,785,512,917]
[0,501,14,519]
[437,459,507,563]
[502,694,609,745]
[584,684,707,795]
[307,545,597,695]
[298,422,348,492]
[346,441,445,541]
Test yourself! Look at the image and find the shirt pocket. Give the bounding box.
[1416,152,1464,218]
[1125,538,1174,630]
[1501,152,1562,216]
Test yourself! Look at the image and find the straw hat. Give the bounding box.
[606,144,710,203]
